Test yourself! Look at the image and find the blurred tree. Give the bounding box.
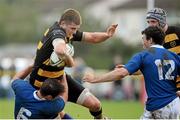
[0,0,38,45]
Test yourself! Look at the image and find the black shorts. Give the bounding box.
[66,74,85,103]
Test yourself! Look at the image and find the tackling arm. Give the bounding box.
[83,67,129,83]
[83,24,118,43]
[12,64,33,80]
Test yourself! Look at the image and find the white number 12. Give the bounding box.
[155,59,175,80]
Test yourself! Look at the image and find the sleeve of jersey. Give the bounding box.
[56,97,65,112]
[176,56,180,91]
[44,97,65,115]
[124,53,143,75]
[51,29,66,41]
[178,56,180,75]
[71,30,83,41]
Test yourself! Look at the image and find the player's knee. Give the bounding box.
[89,98,101,111]
[76,88,101,111]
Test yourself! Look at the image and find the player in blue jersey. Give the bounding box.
[146,7,180,96]
[11,65,67,119]
[83,26,180,119]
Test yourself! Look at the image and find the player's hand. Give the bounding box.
[106,24,118,37]
[83,72,95,83]
[176,91,180,97]
[115,64,124,69]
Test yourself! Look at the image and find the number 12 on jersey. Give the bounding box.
[155,59,175,80]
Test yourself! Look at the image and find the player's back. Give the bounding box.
[125,45,179,111]
[140,46,179,111]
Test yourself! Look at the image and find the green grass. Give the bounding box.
[0,99,143,119]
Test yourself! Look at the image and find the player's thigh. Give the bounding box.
[66,74,101,110]
[168,97,180,119]
[66,74,85,103]
[143,97,180,119]
[155,97,180,119]
[140,108,153,119]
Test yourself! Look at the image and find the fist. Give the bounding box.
[65,43,74,57]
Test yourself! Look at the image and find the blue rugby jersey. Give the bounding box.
[125,45,180,111]
[11,80,65,119]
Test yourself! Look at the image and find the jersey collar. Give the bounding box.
[33,91,46,101]
[150,45,164,49]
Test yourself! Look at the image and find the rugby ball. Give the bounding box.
[50,51,63,66]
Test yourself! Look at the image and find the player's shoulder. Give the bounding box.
[43,97,65,113]
[55,97,65,111]
[52,97,65,108]
[71,30,83,41]
[167,25,180,33]
[12,79,26,86]
[49,22,66,36]
[11,79,31,89]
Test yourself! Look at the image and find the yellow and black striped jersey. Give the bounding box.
[30,22,83,89]
[165,26,180,91]
[164,26,180,55]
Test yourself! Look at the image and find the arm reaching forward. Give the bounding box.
[83,67,129,83]
[83,24,118,43]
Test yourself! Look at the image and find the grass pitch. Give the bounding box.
[0,99,143,119]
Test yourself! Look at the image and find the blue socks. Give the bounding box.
[62,113,73,119]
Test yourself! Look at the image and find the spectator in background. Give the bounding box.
[0,58,15,99]
[72,57,87,84]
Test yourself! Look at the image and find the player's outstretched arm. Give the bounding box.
[83,67,129,83]
[12,63,33,80]
[176,91,180,97]
[83,24,118,43]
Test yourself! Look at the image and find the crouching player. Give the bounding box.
[11,65,67,119]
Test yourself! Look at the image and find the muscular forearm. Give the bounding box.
[93,69,125,83]
[83,24,117,43]
[83,32,110,43]
[84,68,129,83]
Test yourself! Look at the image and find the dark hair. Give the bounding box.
[59,8,82,25]
[141,26,165,45]
[40,78,64,98]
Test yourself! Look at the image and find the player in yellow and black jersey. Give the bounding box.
[29,21,82,89]
[146,8,180,94]
[164,26,180,55]
[29,8,117,119]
